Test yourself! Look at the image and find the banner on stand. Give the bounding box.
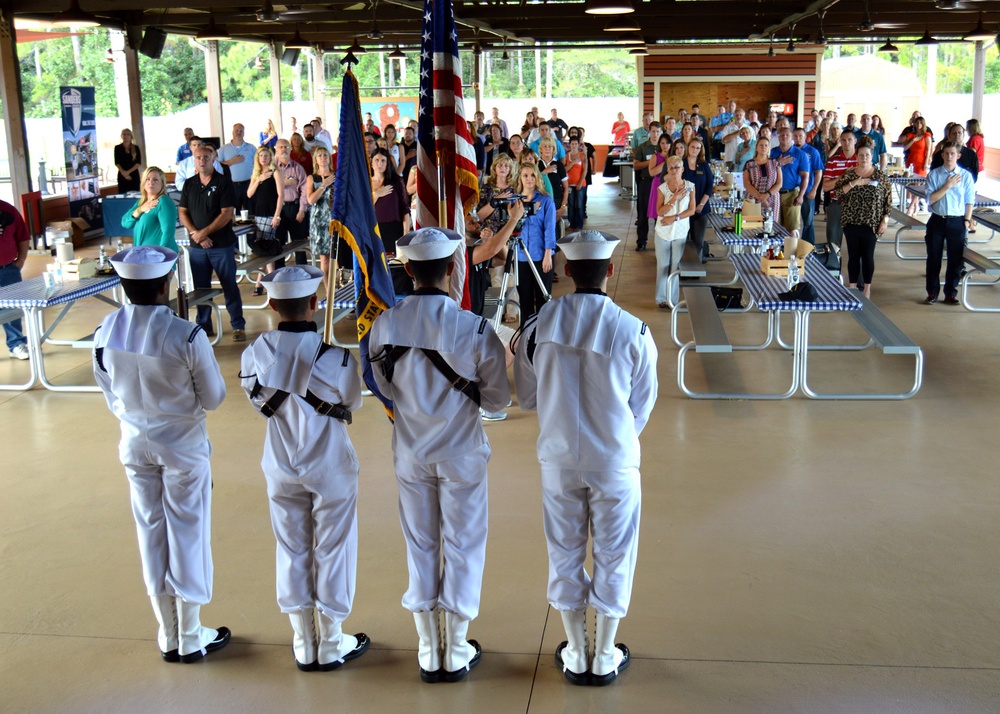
[61,86,102,229]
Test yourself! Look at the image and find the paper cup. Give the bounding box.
[56,242,75,263]
[783,236,799,257]
[240,209,249,221]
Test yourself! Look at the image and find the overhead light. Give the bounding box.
[603,16,640,32]
[585,0,634,15]
[815,11,827,45]
[629,46,648,56]
[285,26,309,50]
[964,13,995,42]
[389,46,406,60]
[616,32,645,45]
[368,23,383,40]
[53,0,101,27]
[914,27,938,46]
[935,0,960,8]
[878,37,899,53]
[347,37,367,55]
[195,17,230,42]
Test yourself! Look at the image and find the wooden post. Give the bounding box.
[972,41,986,123]
[313,48,326,126]
[270,41,283,136]
[0,7,32,198]
[204,40,224,140]
[121,33,147,165]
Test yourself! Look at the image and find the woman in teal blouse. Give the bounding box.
[121,167,178,251]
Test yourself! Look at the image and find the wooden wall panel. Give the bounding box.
[643,82,654,115]
[658,81,798,123]
[643,52,819,78]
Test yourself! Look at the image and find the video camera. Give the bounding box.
[489,194,536,235]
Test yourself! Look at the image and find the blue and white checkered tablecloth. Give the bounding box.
[706,212,788,246]
[317,282,358,311]
[0,275,121,310]
[708,196,741,211]
[889,175,926,186]
[731,253,862,312]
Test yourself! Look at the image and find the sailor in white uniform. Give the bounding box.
[93,246,231,664]
[368,227,510,683]
[513,230,658,686]
[239,265,370,672]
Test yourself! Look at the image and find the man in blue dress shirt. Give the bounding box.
[923,142,976,305]
[793,128,825,245]
[770,127,810,237]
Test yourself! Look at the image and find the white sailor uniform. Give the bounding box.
[370,290,509,620]
[95,303,225,604]
[515,291,657,614]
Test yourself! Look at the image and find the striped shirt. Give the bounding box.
[822,150,857,203]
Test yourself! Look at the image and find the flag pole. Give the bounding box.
[436,151,447,227]
[323,228,337,344]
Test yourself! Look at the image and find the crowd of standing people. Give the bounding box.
[624,101,988,304]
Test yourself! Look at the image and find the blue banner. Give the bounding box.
[329,69,396,417]
[60,86,102,229]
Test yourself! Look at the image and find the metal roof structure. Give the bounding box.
[8,0,1000,54]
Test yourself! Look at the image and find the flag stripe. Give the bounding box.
[416,0,478,310]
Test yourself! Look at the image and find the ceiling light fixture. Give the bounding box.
[878,37,899,53]
[389,46,406,60]
[616,32,645,45]
[284,26,309,49]
[629,46,648,56]
[347,37,367,55]
[53,0,101,28]
[603,16,640,32]
[964,13,995,42]
[195,17,230,42]
[935,0,960,9]
[815,11,827,45]
[585,0,634,15]
[786,24,796,52]
[914,26,938,46]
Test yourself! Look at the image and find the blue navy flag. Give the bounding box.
[330,69,396,417]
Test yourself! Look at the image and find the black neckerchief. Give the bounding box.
[413,287,449,296]
[575,288,607,296]
[277,321,318,333]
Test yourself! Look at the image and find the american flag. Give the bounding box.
[416,0,478,309]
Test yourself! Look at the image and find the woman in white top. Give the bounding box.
[654,155,696,308]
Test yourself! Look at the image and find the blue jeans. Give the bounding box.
[568,187,585,230]
[188,244,245,331]
[800,197,816,244]
[0,263,26,351]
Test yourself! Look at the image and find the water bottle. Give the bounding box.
[763,208,774,236]
[98,244,107,269]
[116,237,124,254]
[787,253,800,291]
[734,204,743,235]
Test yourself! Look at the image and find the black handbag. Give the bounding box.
[711,286,743,310]
[252,237,283,257]
[814,243,841,272]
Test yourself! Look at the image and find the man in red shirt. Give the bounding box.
[821,130,859,251]
[0,200,30,360]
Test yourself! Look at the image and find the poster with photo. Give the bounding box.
[61,86,102,229]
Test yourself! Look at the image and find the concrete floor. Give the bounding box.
[2,179,1000,713]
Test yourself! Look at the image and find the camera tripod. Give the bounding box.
[491,234,552,332]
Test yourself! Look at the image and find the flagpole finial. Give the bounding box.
[340,51,359,67]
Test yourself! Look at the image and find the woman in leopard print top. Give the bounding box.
[833,139,892,298]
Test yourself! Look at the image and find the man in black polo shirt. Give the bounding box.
[179,146,247,342]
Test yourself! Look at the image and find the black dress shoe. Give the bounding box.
[440,639,482,683]
[923,295,937,304]
[179,627,231,664]
[590,644,631,687]
[318,633,370,671]
[943,296,960,305]
[554,642,589,686]
[161,649,180,663]
[296,659,319,672]
[636,242,646,252]
[420,667,442,683]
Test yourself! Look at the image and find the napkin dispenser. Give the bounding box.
[741,199,763,224]
[64,258,97,280]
